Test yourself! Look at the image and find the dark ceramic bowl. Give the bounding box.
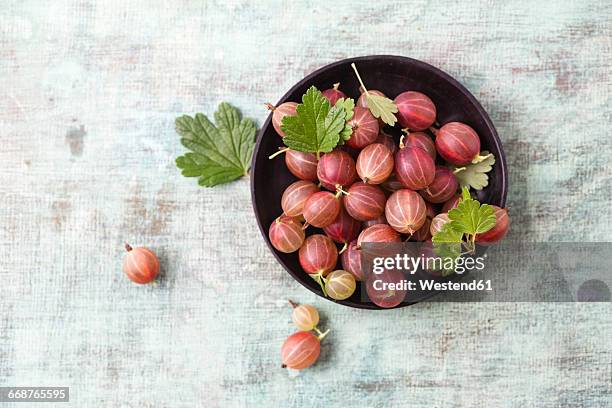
[251,55,507,309]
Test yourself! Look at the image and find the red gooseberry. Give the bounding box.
[357,224,401,248]
[323,207,361,252]
[281,331,321,370]
[385,189,427,235]
[441,194,461,213]
[317,150,357,191]
[281,180,319,217]
[420,166,459,204]
[269,215,305,253]
[394,91,437,131]
[340,240,364,281]
[356,143,394,185]
[366,268,407,308]
[266,102,297,137]
[302,191,341,228]
[344,182,386,222]
[394,145,435,190]
[321,83,346,106]
[298,234,338,276]
[346,107,379,149]
[123,244,160,284]
[476,206,510,244]
[401,131,436,160]
[285,149,318,181]
[433,122,481,165]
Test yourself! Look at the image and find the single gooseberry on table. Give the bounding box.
[394,145,435,190]
[298,234,338,276]
[269,215,305,253]
[302,191,341,228]
[281,331,322,370]
[356,143,394,184]
[394,91,437,131]
[321,83,346,105]
[343,182,386,222]
[476,206,510,244]
[325,270,357,300]
[385,189,427,235]
[266,102,297,137]
[317,150,357,191]
[346,107,379,149]
[281,180,319,217]
[420,166,459,204]
[432,122,482,165]
[123,243,159,284]
[289,301,320,332]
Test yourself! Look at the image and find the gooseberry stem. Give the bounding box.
[351,63,369,95]
[471,153,493,164]
[339,242,348,254]
[332,82,340,91]
[335,185,349,196]
[264,102,276,111]
[288,299,298,309]
[125,243,133,252]
[453,167,466,174]
[317,328,330,341]
[268,147,289,160]
[399,135,406,149]
[429,126,439,135]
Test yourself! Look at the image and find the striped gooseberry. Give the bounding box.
[363,214,387,228]
[412,202,437,241]
[323,207,361,252]
[376,130,397,154]
[302,191,341,228]
[281,331,325,370]
[357,224,401,248]
[432,122,482,165]
[285,149,318,181]
[394,91,436,131]
[385,189,427,235]
[281,180,319,217]
[420,166,459,204]
[430,213,451,237]
[366,268,407,308]
[298,234,338,276]
[394,145,435,190]
[441,194,461,213]
[321,83,346,105]
[266,102,297,137]
[476,206,510,244]
[400,131,436,160]
[346,107,379,149]
[268,215,305,253]
[356,143,394,184]
[325,270,356,300]
[344,182,386,222]
[123,244,159,284]
[289,301,320,331]
[317,150,357,191]
[340,240,364,281]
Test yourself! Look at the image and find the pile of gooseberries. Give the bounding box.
[267,82,510,308]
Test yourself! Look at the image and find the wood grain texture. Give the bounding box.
[0,0,611,406]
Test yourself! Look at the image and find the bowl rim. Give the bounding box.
[250,55,508,309]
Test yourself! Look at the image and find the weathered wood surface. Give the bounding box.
[1,1,610,406]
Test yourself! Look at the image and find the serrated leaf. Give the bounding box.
[453,151,495,190]
[175,103,256,187]
[432,223,463,273]
[335,97,355,144]
[366,93,398,126]
[281,86,347,154]
[448,187,497,235]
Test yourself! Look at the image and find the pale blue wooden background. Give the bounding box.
[0,1,610,407]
